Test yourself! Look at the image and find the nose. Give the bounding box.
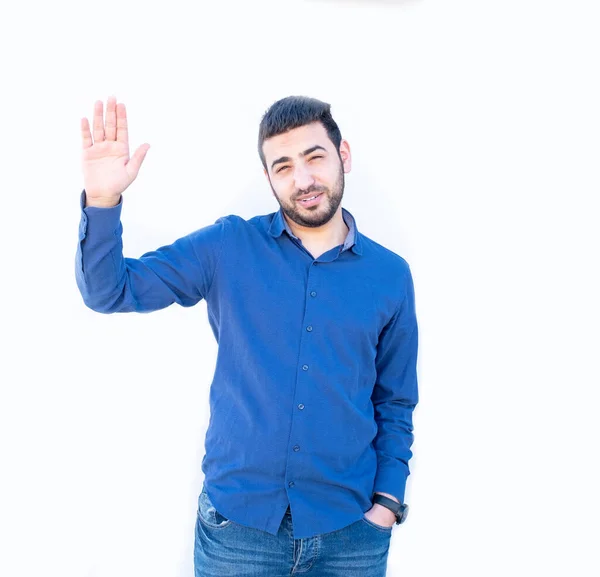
[293,162,315,191]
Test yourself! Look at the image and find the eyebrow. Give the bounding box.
[270,145,327,171]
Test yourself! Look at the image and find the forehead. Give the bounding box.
[262,122,332,160]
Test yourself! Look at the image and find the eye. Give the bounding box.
[276,166,290,174]
[310,155,323,161]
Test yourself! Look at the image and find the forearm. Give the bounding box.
[372,401,416,504]
[75,190,128,312]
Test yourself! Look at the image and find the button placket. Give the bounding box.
[287,262,320,497]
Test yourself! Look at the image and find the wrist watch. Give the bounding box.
[372,493,409,525]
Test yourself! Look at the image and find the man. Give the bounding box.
[75,95,419,576]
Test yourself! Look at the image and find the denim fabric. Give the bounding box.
[194,484,392,576]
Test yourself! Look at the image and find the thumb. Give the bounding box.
[126,143,150,180]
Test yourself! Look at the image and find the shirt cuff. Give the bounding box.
[78,189,123,242]
[373,462,409,504]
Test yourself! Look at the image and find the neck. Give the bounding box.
[284,208,348,249]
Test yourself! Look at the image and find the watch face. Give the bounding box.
[399,503,409,523]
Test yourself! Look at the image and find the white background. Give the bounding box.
[1,1,599,576]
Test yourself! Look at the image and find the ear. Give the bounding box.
[264,168,277,198]
[338,140,352,173]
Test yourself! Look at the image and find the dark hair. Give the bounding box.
[258,96,342,171]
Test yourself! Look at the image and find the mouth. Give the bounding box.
[296,193,323,207]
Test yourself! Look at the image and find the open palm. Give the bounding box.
[81,96,150,203]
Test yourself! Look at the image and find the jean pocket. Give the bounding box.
[197,487,233,529]
[361,514,393,533]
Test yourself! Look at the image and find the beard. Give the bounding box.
[270,164,345,228]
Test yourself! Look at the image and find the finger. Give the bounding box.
[116,102,129,148]
[93,100,105,142]
[105,95,117,140]
[125,143,150,179]
[81,117,93,149]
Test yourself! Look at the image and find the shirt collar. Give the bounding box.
[268,206,363,255]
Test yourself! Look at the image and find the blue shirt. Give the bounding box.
[75,190,419,539]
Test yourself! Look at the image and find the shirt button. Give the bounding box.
[298,403,304,410]
[302,364,309,371]
[293,445,300,451]
[310,291,317,297]
[288,481,295,488]
[306,326,313,332]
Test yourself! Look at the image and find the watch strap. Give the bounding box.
[372,493,408,524]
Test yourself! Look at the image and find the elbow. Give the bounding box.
[77,281,130,314]
[83,289,136,314]
[76,265,133,313]
[80,293,118,314]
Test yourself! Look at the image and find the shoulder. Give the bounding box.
[359,232,412,276]
[208,212,279,241]
[212,212,276,229]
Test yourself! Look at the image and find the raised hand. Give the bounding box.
[81,96,150,207]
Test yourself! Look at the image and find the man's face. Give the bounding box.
[262,121,351,228]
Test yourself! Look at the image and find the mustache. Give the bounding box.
[294,186,327,200]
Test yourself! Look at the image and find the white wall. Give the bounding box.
[1,1,598,576]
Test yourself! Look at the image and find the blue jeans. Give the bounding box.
[194,484,392,576]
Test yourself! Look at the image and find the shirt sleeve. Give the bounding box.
[74,190,227,313]
[371,262,419,504]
